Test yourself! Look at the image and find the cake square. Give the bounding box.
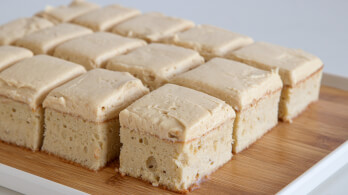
[167,24,254,60]
[54,32,146,70]
[106,43,204,90]
[228,42,323,122]
[42,69,149,170]
[112,12,194,42]
[14,23,93,55]
[172,58,283,153]
[72,4,141,32]
[0,55,86,150]
[36,0,99,24]
[119,84,235,192]
[0,17,53,45]
[0,46,33,72]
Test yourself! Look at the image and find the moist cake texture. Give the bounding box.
[112,12,194,42]
[168,24,254,60]
[229,42,323,122]
[54,32,146,70]
[36,0,99,24]
[0,46,33,72]
[0,55,86,150]
[0,17,54,45]
[14,23,93,55]
[172,58,282,153]
[119,84,235,192]
[72,4,141,31]
[106,43,204,90]
[42,69,149,170]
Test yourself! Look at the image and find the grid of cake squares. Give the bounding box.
[0,0,323,193]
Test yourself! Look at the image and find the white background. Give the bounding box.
[0,0,347,78]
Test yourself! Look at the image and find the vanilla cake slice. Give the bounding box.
[42,69,149,170]
[172,58,283,153]
[228,42,323,122]
[0,55,86,150]
[0,46,33,72]
[106,43,204,90]
[119,84,235,192]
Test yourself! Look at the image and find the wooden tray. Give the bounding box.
[0,86,347,194]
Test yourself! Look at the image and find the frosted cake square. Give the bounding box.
[14,23,92,55]
[172,58,282,153]
[119,84,235,192]
[54,32,146,70]
[0,46,33,72]
[106,43,204,90]
[42,69,149,170]
[72,4,140,31]
[0,55,86,150]
[112,12,194,42]
[228,42,323,122]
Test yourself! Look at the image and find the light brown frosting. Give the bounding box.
[229,42,323,86]
[112,12,194,42]
[0,46,33,72]
[43,69,149,122]
[0,55,86,110]
[72,4,141,31]
[0,17,53,45]
[172,58,283,111]
[120,84,235,142]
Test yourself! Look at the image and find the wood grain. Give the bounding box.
[0,86,347,195]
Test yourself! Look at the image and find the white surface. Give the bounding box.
[278,141,348,195]
[0,0,347,78]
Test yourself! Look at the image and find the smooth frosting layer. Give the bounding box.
[119,84,235,142]
[0,17,53,45]
[172,58,282,111]
[0,46,33,71]
[36,0,99,24]
[229,42,323,86]
[43,69,149,122]
[0,55,86,110]
[15,23,93,55]
[169,24,253,60]
[54,32,146,70]
[112,12,194,42]
[72,4,141,31]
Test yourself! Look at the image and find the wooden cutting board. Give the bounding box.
[0,86,347,194]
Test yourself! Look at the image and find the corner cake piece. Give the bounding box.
[172,58,282,153]
[106,43,204,90]
[42,69,149,170]
[112,12,194,42]
[0,46,33,72]
[54,32,146,70]
[0,17,53,45]
[36,0,99,24]
[167,24,254,60]
[14,23,92,55]
[0,55,86,150]
[119,84,235,192]
[72,4,141,32]
[228,42,323,122]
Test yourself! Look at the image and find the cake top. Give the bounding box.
[112,12,194,42]
[43,69,149,122]
[14,23,93,55]
[170,24,254,58]
[0,17,54,45]
[172,58,282,111]
[0,46,33,71]
[120,84,235,142]
[230,42,323,86]
[36,0,99,24]
[72,4,141,31]
[107,43,204,79]
[0,55,86,110]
